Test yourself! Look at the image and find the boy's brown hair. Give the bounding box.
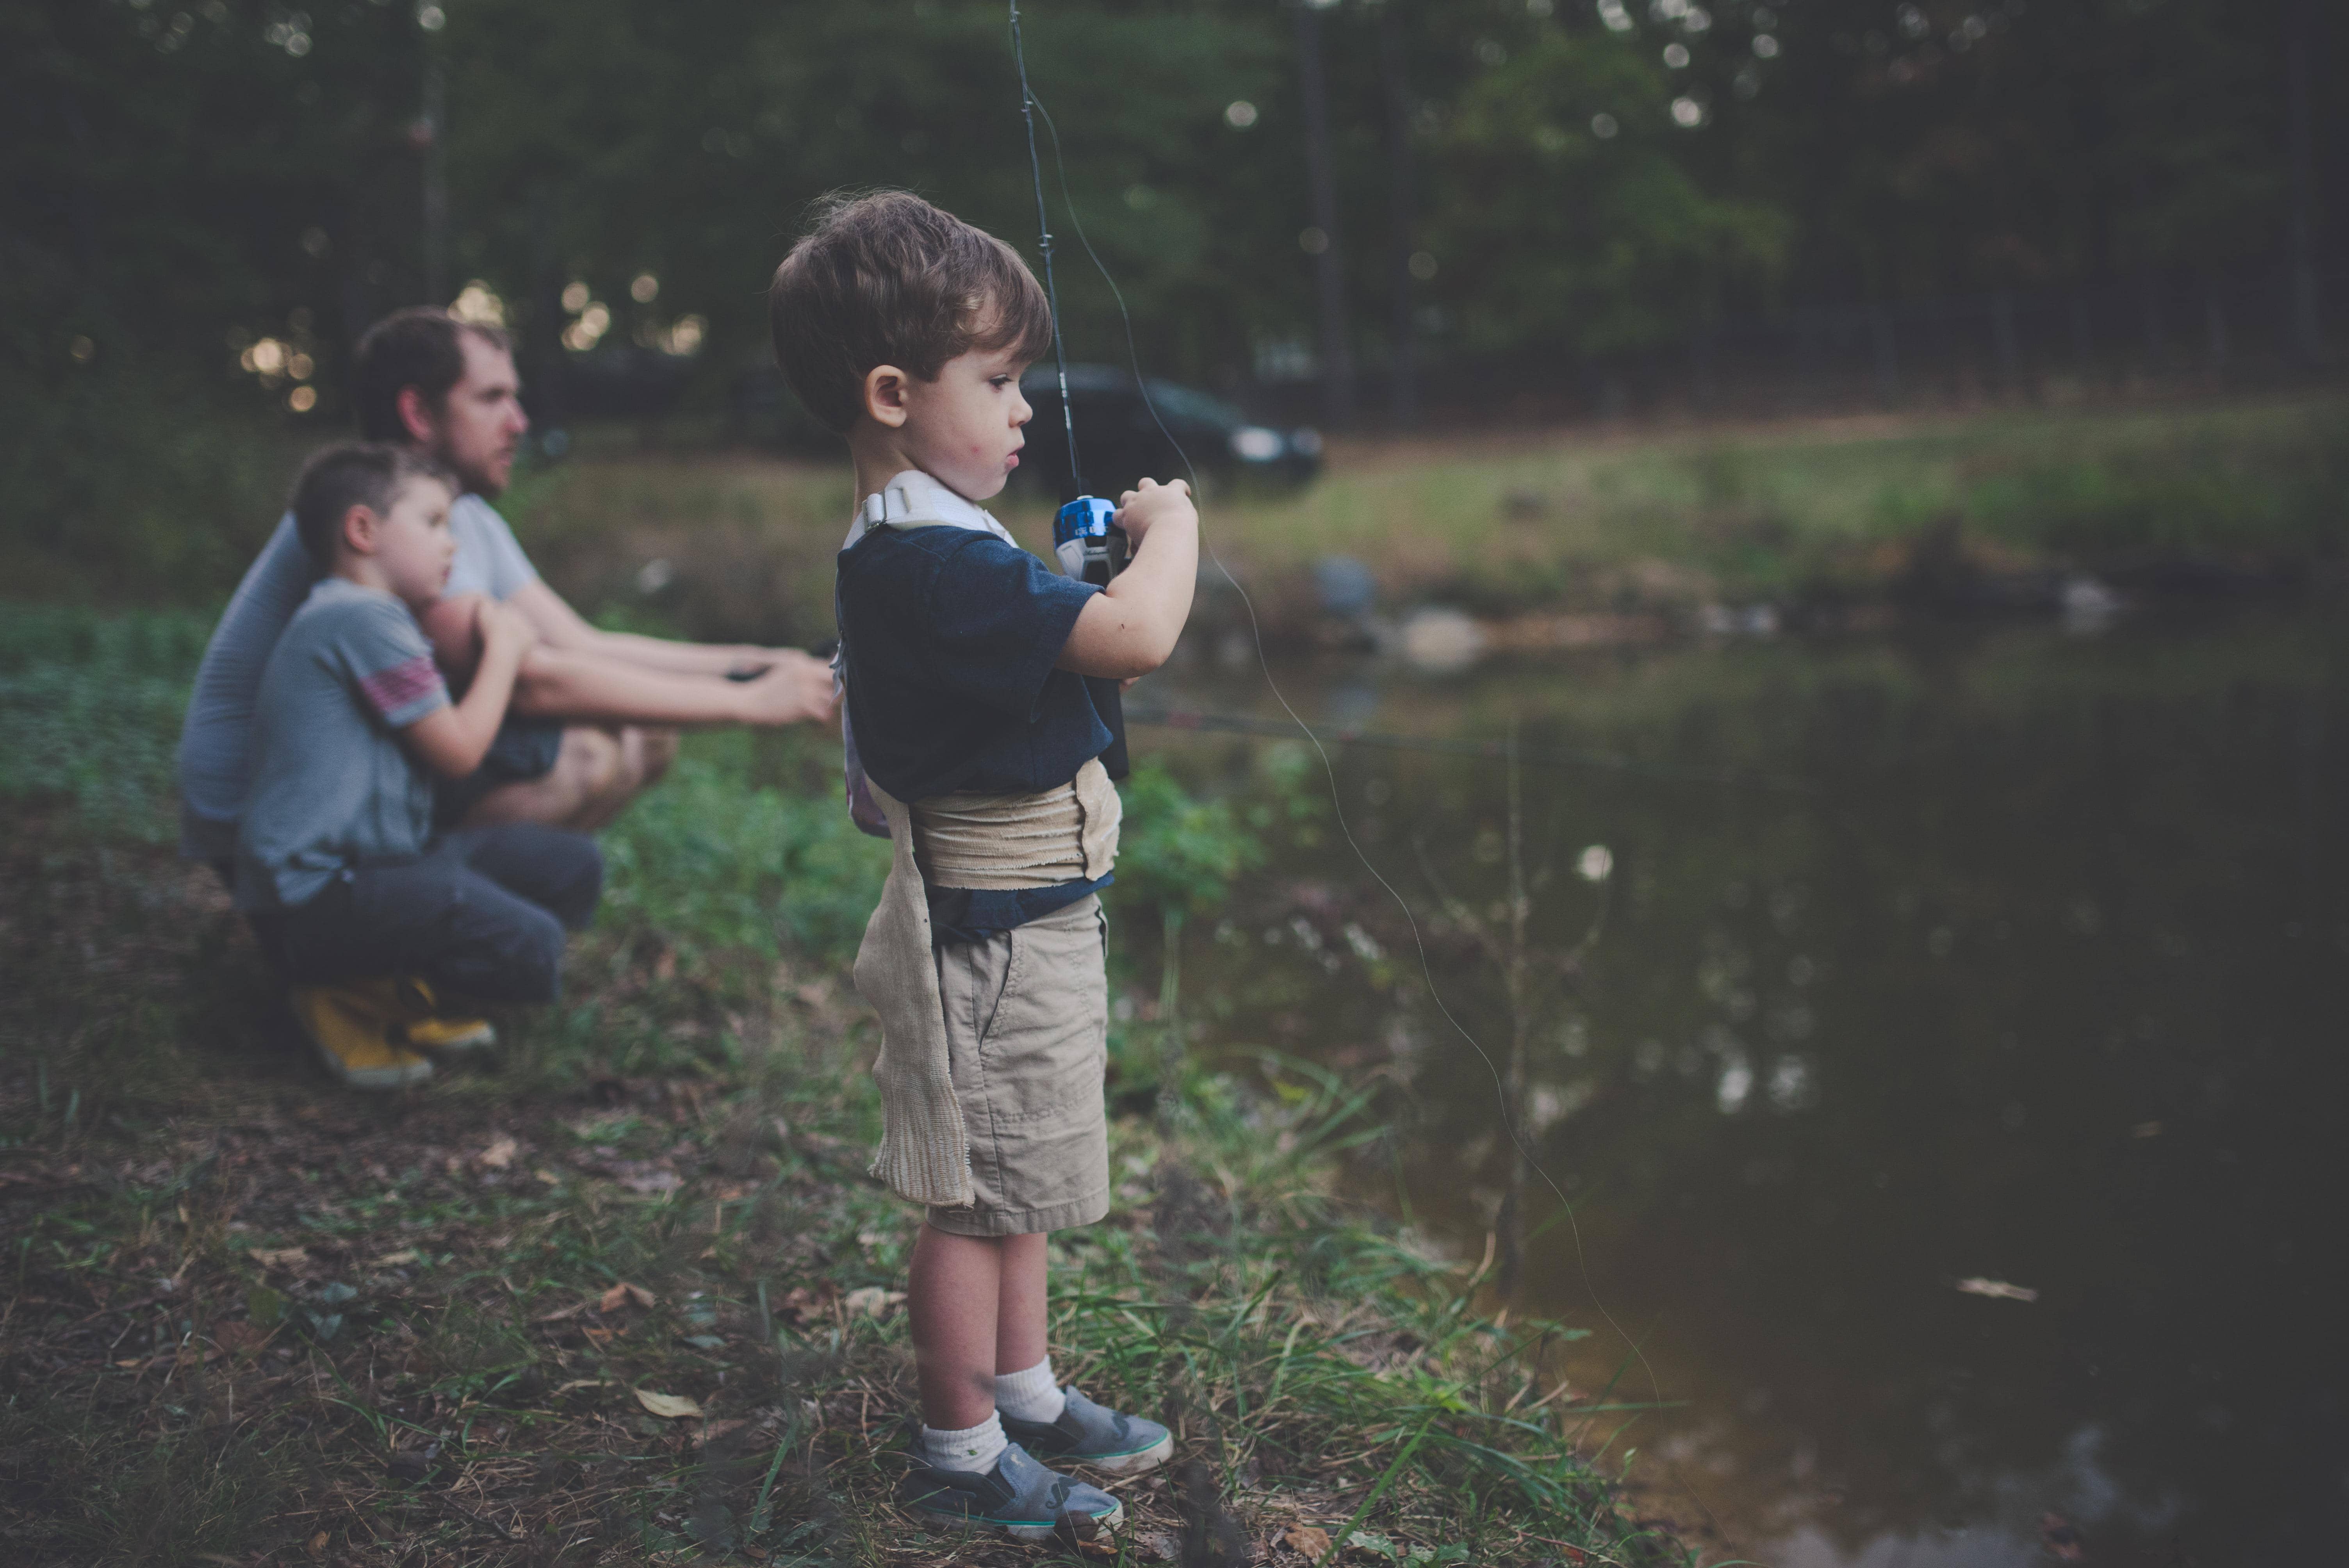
[290,442,455,571]
[769,190,1055,433]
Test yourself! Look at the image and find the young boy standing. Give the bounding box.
[770,192,1198,1537]
[235,444,604,1088]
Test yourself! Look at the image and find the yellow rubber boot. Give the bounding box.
[389,976,496,1053]
[289,985,433,1089]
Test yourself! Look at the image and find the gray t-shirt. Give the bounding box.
[177,493,536,860]
[233,578,451,912]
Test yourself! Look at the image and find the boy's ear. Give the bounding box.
[861,364,912,428]
[340,503,383,558]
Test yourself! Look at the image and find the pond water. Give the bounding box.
[1136,609,2349,1566]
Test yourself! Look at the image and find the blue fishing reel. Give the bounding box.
[1053,496,1128,586]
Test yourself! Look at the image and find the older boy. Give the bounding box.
[236,444,603,1088]
[770,192,1197,1537]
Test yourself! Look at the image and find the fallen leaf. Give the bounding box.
[842,1286,905,1317]
[533,1168,562,1186]
[633,1388,705,1420]
[248,1247,308,1269]
[1284,1526,1333,1559]
[619,1168,684,1196]
[777,1282,839,1323]
[710,1181,755,1202]
[534,1299,587,1324]
[598,1281,656,1312]
[695,1417,750,1447]
[210,1321,271,1356]
[478,1136,519,1169]
[307,1530,329,1557]
[1954,1276,2039,1302]
[581,1324,616,1347]
[552,1378,610,1396]
[370,1248,420,1268]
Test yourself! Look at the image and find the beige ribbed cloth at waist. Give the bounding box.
[909,757,1121,889]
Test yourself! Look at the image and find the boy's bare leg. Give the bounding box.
[910,1224,1004,1430]
[994,1232,1049,1377]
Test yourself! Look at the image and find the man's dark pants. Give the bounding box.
[251,825,602,1004]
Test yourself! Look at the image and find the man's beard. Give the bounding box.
[433,443,508,500]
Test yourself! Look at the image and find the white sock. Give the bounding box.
[995,1356,1067,1424]
[921,1411,1007,1474]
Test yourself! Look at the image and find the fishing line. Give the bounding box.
[1008,10,1665,1420]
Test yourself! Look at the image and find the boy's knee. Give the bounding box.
[547,834,605,929]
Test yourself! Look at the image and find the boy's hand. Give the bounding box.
[1114,478,1195,544]
[476,597,540,659]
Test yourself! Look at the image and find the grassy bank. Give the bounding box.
[0,608,1677,1566]
[6,392,2339,637]
[495,394,2349,650]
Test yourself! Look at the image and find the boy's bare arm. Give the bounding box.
[401,599,535,779]
[1056,479,1199,680]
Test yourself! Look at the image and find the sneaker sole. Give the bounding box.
[404,1021,496,1051]
[1081,1431,1174,1475]
[903,1497,1123,1542]
[313,1037,433,1089]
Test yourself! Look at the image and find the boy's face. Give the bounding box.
[893,339,1033,501]
[360,476,459,610]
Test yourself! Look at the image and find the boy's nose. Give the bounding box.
[1012,394,1032,426]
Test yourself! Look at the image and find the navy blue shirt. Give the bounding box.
[836,524,1113,804]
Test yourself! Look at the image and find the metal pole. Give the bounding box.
[1377,0,1416,427]
[1295,0,1355,429]
[422,61,449,304]
[2286,0,2322,360]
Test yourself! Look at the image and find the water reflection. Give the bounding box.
[1145,613,2349,1564]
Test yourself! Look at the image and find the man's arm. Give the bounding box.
[509,642,836,727]
[507,580,772,676]
[420,592,836,729]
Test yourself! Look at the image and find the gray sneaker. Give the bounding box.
[896,1441,1124,1540]
[1001,1386,1174,1475]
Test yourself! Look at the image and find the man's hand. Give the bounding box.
[730,648,840,726]
[1114,477,1195,544]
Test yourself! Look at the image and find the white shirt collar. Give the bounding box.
[841,469,1016,550]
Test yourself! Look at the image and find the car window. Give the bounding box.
[1141,380,1244,429]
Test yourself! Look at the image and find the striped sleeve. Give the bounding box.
[358,656,448,725]
[331,597,450,729]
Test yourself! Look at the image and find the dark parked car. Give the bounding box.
[1017,365,1321,502]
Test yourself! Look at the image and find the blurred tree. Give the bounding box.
[0,0,2333,598]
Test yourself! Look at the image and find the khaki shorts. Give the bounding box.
[924,895,1110,1237]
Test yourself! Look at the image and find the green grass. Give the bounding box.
[0,605,1678,1566]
